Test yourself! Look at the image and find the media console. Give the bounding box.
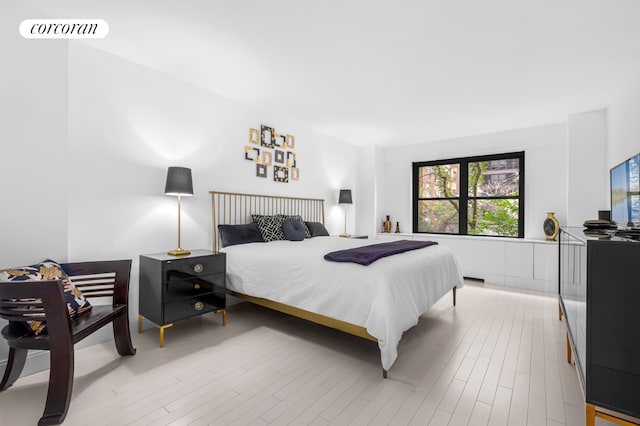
[559,227,640,425]
[614,229,640,241]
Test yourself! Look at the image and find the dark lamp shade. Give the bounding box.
[339,189,352,204]
[164,167,193,196]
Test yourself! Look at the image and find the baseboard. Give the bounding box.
[0,349,50,378]
[475,274,556,294]
[0,324,118,379]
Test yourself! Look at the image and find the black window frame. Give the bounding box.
[412,151,525,238]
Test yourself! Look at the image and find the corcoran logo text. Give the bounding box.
[20,19,109,39]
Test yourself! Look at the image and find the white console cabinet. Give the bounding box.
[376,233,556,292]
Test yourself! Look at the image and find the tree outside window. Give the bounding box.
[413,152,524,237]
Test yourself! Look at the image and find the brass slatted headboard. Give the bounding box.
[210,191,325,252]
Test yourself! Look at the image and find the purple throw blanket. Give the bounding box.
[324,240,438,266]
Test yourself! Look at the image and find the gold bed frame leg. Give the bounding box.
[586,403,639,426]
[138,315,143,333]
[586,404,596,426]
[585,404,596,426]
[382,369,387,379]
[558,302,563,321]
[566,333,572,364]
[216,308,227,326]
[453,286,457,306]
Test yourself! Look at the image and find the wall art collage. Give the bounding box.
[244,125,299,183]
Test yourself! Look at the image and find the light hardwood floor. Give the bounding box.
[0,282,617,425]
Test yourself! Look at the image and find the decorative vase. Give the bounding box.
[544,212,559,241]
[395,222,400,234]
[384,215,392,233]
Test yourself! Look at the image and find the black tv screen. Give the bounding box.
[611,153,640,228]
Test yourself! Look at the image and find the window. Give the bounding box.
[413,151,524,237]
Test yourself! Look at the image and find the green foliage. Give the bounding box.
[418,200,459,233]
[468,161,487,231]
[468,199,519,237]
[418,160,519,236]
[417,165,461,232]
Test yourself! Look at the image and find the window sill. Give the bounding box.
[376,232,555,245]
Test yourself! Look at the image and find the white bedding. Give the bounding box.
[222,236,463,370]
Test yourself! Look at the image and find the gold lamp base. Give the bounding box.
[339,233,351,238]
[167,247,191,256]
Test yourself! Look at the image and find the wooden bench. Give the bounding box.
[0,260,136,425]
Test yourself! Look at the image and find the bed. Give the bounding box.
[211,191,463,376]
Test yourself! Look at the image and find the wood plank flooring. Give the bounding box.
[0,282,617,425]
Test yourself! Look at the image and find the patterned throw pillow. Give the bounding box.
[252,214,286,242]
[0,259,92,335]
[278,215,312,238]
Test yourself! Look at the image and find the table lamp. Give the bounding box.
[165,166,193,256]
[339,189,352,237]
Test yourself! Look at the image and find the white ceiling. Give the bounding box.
[27,0,640,147]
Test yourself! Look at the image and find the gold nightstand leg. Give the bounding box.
[139,316,173,347]
[158,323,173,347]
[216,308,227,326]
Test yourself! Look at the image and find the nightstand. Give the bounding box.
[138,250,226,347]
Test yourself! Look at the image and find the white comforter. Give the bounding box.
[222,236,463,370]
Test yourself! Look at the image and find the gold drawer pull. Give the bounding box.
[193,301,204,311]
[194,283,201,290]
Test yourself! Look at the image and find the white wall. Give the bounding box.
[355,145,379,237]
[609,82,640,167]
[377,124,568,239]
[0,7,69,268]
[567,110,609,225]
[0,4,69,369]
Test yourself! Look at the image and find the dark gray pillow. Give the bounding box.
[277,214,312,238]
[305,221,330,237]
[283,218,306,241]
[218,223,264,247]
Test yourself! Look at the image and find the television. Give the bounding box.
[610,153,640,229]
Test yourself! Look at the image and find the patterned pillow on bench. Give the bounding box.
[0,259,92,335]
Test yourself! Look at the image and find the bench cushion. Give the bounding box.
[0,260,92,335]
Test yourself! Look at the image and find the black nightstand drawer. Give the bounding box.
[164,254,225,276]
[165,271,225,300]
[164,292,225,324]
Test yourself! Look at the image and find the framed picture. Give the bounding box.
[291,167,300,181]
[256,163,267,178]
[262,151,273,166]
[274,133,286,148]
[274,166,289,183]
[285,134,295,149]
[275,150,285,164]
[286,151,296,168]
[261,125,275,148]
[249,128,260,144]
[244,146,260,162]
